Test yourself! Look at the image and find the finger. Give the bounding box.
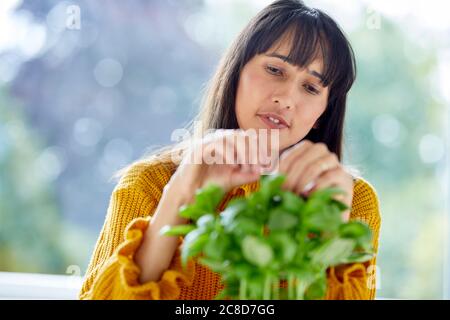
[281,142,329,192]
[202,138,225,165]
[242,130,263,174]
[257,128,280,173]
[306,168,351,201]
[209,137,259,189]
[229,167,261,187]
[219,130,242,163]
[244,132,257,173]
[307,166,342,187]
[246,132,260,173]
[278,140,313,175]
[221,133,237,166]
[227,133,262,185]
[204,132,238,166]
[294,152,340,195]
[233,131,262,174]
[252,129,277,174]
[233,131,252,173]
[305,169,353,221]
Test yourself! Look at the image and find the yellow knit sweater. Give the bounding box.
[78,160,381,300]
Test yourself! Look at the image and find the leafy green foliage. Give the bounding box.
[161,173,374,300]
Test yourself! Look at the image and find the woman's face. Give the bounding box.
[235,37,329,153]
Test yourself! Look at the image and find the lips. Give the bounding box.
[257,113,290,129]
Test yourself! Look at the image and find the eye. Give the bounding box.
[304,84,320,95]
[265,65,283,76]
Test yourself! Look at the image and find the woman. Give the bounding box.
[79,0,381,300]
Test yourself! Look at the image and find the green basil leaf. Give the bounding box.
[339,221,373,252]
[330,199,349,211]
[340,252,375,264]
[260,174,286,198]
[214,288,231,300]
[220,203,244,230]
[308,187,346,202]
[247,192,268,213]
[226,198,248,212]
[304,206,341,233]
[178,204,204,220]
[304,275,327,300]
[309,238,355,266]
[229,217,262,238]
[234,262,254,278]
[339,221,371,239]
[269,232,297,264]
[204,230,231,260]
[197,213,216,231]
[281,191,305,213]
[356,237,374,252]
[194,183,225,212]
[228,249,244,262]
[181,229,209,267]
[242,235,273,268]
[302,197,326,216]
[198,257,230,273]
[159,224,195,236]
[268,208,299,231]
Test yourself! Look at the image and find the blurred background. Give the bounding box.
[0,0,448,299]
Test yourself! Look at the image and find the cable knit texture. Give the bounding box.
[79,160,381,300]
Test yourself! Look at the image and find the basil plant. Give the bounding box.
[161,173,374,300]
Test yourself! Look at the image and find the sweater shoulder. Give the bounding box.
[353,177,379,207]
[114,159,178,199]
[351,176,381,224]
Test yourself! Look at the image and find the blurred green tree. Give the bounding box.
[345,16,446,299]
[0,89,94,274]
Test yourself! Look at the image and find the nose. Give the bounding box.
[273,99,291,110]
[272,82,299,111]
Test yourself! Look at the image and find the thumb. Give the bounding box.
[229,165,262,187]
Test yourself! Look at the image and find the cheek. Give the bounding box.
[310,102,327,120]
[302,93,328,119]
[236,69,268,123]
[292,99,327,134]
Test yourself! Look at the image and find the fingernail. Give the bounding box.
[302,181,315,193]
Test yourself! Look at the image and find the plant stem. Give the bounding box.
[263,274,271,300]
[273,277,280,300]
[288,274,295,300]
[239,278,247,300]
[295,277,308,300]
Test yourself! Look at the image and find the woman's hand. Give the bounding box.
[137,129,269,283]
[167,129,267,206]
[276,140,354,222]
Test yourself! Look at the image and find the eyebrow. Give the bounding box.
[264,53,324,82]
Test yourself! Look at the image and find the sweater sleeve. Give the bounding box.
[325,178,381,300]
[78,169,195,300]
